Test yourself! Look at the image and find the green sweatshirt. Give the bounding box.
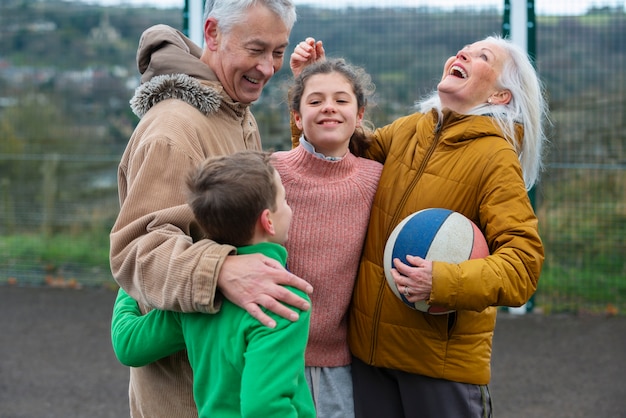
[111,242,315,418]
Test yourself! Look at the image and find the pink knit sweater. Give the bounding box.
[272,144,382,367]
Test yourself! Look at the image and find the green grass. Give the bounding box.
[1,226,624,315]
[1,233,109,265]
[0,232,113,287]
[535,168,626,315]
[536,263,625,315]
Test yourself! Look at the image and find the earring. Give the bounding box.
[487,97,493,104]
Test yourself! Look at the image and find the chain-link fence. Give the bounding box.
[1,153,119,288]
[1,3,624,314]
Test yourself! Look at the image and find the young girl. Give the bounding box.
[272,58,382,418]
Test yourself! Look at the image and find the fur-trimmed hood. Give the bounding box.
[130,24,225,118]
[130,73,222,118]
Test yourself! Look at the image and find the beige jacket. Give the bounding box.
[110,25,261,417]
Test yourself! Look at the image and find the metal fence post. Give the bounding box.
[503,0,536,314]
[41,153,60,238]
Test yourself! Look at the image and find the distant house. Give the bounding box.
[89,13,121,43]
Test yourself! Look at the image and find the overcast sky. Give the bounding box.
[78,0,625,16]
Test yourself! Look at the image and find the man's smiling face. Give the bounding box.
[207,3,290,104]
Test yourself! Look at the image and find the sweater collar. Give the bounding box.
[300,136,346,161]
[279,144,358,180]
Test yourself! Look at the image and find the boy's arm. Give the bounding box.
[240,289,315,418]
[110,288,186,367]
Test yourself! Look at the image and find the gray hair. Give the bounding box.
[418,35,550,190]
[203,0,297,33]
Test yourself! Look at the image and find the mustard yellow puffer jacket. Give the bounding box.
[348,109,544,385]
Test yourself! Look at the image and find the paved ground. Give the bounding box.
[1,285,625,418]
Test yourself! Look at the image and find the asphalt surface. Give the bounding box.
[1,285,625,418]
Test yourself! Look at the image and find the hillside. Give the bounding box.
[1,2,624,149]
[0,1,624,308]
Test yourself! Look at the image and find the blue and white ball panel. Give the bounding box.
[423,211,476,263]
[383,208,487,314]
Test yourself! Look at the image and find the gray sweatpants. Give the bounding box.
[305,365,355,418]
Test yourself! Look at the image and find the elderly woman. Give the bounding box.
[291,36,549,417]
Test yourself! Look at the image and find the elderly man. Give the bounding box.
[110,1,311,416]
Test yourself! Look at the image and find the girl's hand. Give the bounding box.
[290,37,326,78]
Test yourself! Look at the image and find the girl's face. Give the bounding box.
[293,72,364,158]
[438,40,510,113]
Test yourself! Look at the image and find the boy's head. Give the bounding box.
[187,151,292,247]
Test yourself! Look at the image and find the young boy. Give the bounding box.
[111,151,315,418]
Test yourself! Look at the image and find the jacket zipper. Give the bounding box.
[368,116,444,364]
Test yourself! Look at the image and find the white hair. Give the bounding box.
[418,35,550,189]
[203,0,297,33]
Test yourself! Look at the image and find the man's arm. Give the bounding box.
[110,130,234,313]
[112,107,312,323]
[110,289,186,367]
